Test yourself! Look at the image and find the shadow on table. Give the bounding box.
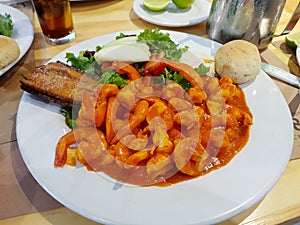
[0,138,62,219]
[277,41,300,77]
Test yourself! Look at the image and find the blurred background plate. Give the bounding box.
[0,4,33,76]
[0,0,29,4]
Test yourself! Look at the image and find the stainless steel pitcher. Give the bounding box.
[206,0,286,49]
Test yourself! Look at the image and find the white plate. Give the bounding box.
[0,4,34,76]
[133,0,211,27]
[16,30,294,225]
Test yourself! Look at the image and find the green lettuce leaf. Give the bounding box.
[0,13,13,37]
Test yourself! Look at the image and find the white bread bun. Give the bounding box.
[215,40,261,84]
[0,35,20,69]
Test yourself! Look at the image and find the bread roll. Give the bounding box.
[0,35,20,69]
[215,40,261,84]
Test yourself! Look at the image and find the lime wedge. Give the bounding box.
[285,32,300,49]
[143,0,170,11]
[172,0,195,8]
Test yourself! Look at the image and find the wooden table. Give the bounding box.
[0,0,300,224]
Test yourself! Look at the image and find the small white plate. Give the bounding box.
[133,0,211,27]
[0,4,34,76]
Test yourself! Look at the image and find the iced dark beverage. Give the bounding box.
[32,0,75,45]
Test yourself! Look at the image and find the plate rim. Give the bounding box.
[16,30,294,225]
[0,3,34,76]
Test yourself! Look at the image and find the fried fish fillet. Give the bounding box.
[20,61,99,108]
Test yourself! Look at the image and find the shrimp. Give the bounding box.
[94,101,108,127]
[77,84,118,128]
[142,52,166,76]
[106,97,117,144]
[206,91,226,116]
[119,134,148,151]
[162,82,184,100]
[114,141,134,164]
[187,87,207,104]
[178,160,205,177]
[146,99,173,131]
[204,77,220,97]
[143,61,166,76]
[201,129,227,156]
[219,76,236,101]
[129,100,149,130]
[54,127,110,168]
[174,107,200,129]
[135,76,156,99]
[174,137,209,176]
[55,130,76,167]
[113,100,149,143]
[160,57,204,90]
[94,83,119,103]
[168,97,193,112]
[94,84,118,127]
[226,105,253,127]
[201,114,227,130]
[78,141,114,171]
[151,121,174,155]
[173,137,197,171]
[125,150,151,166]
[76,128,113,170]
[116,82,136,110]
[76,91,97,127]
[168,128,184,142]
[112,61,140,81]
[146,153,173,179]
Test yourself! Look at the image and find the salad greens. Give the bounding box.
[194,63,210,77]
[115,29,188,62]
[99,68,128,88]
[136,28,188,62]
[61,108,78,129]
[163,68,192,91]
[64,28,211,129]
[66,28,190,76]
[0,13,13,37]
[162,63,210,91]
[66,47,101,75]
[65,28,212,91]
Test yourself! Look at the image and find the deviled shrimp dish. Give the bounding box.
[21,29,255,186]
[54,56,253,186]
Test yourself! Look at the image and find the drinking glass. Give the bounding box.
[31,0,75,45]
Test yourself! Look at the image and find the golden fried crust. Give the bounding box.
[19,61,98,108]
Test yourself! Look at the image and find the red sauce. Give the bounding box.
[74,76,253,187]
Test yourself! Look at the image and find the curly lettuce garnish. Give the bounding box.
[66,29,189,76]
[61,108,78,129]
[65,29,209,90]
[66,47,101,75]
[136,28,188,62]
[99,68,128,88]
[0,13,13,37]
